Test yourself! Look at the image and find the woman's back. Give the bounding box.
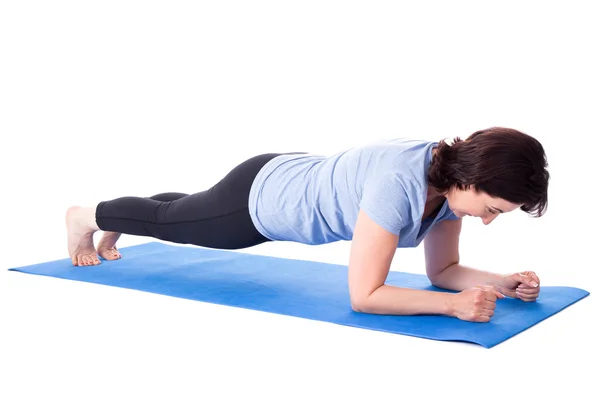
[248,137,458,246]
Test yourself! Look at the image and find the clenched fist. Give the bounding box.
[451,285,506,323]
[497,271,540,302]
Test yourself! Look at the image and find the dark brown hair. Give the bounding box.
[428,127,549,217]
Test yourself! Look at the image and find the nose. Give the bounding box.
[482,215,498,225]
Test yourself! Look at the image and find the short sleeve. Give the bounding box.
[360,172,411,235]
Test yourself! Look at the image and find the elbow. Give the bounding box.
[349,281,386,313]
[350,294,375,313]
[351,302,371,314]
[428,274,444,288]
[429,275,451,290]
[351,297,367,313]
[427,262,456,288]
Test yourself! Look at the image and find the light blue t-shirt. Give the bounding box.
[248,138,459,247]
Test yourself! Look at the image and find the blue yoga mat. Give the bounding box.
[9,242,589,348]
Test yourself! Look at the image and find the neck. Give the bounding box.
[426,185,447,203]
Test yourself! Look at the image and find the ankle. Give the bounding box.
[72,206,100,231]
[85,207,100,231]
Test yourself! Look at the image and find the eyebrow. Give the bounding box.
[490,206,505,213]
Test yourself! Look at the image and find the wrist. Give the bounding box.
[443,292,457,317]
[489,273,508,288]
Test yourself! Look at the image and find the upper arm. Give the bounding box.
[348,209,399,306]
[423,217,462,280]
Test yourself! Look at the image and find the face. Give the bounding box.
[445,185,522,225]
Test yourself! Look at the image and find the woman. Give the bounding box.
[66,126,549,322]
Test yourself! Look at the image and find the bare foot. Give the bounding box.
[66,206,100,266]
[97,231,122,261]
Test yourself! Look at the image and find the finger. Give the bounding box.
[517,273,539,288]
[516,287,539,295]
[517,290,539,298]
[516,291,539,302]
[523,271,540,284]
[519,295,538,302]
[483,288,505,300]
[481,296,498,311]
[474,314,491,323]
[477,285,505,299]
[483,307,495,317]
[493,288,506,299]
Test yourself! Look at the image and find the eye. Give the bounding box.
[487,208,497,215]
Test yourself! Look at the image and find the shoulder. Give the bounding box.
[362,138,437,166]
[364,138,437,186]
[360,170,423,235]
[354,137,436,152]
[358,138,437,233]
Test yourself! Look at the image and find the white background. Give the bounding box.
[1,1,598,399]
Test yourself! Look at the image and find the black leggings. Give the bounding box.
[95,153,283,250]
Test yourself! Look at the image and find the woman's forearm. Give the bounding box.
[430,263,505,291]
[351,284,454,316]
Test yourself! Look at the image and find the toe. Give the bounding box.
[84,254,97,266]
[102,248,121,261]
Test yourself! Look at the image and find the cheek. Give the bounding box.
[447,198,464,215]
[448,197,474,217]
[448,196,463,210]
